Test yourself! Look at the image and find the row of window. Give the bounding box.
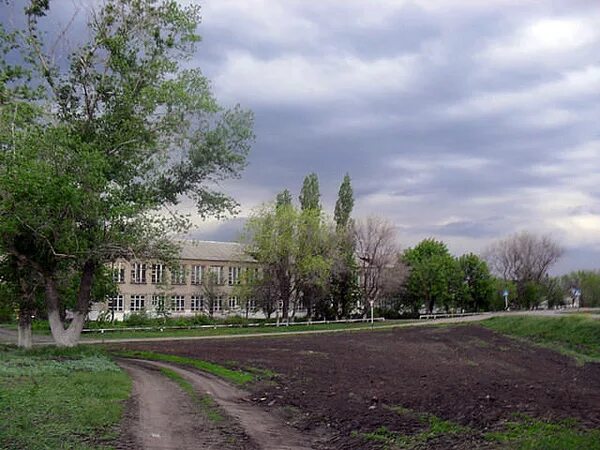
[112,263,257,286]
[107,294,256,312]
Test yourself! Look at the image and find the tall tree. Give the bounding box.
[299,173,321,211]
[0,0,253,346]
[334,173,354,230]
[456,253,494,312]
[243,201,299,321]
[354,217,400,314]
[403,239,461,314]
[485,232,563,307]
[331,174,359,319]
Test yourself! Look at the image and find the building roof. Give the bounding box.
[178,240,254,263]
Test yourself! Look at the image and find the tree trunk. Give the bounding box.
[17,313,32,349]
[45,260,95,347]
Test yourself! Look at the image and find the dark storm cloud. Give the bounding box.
[3,0,599,272]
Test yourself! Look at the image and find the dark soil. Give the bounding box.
[114,325,600,449]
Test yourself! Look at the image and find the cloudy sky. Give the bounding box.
[3,0,600,273]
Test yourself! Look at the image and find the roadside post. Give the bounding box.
[503,290,509,311]
[370,300,374,328]
[573,288,581,308]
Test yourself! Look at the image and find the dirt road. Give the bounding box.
[118,359,315,450]
[117,359,256,450]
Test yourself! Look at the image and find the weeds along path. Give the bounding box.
[117,359,256,450]
[120,359,314,450]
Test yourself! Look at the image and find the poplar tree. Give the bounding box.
[331,174,359,318]
[299,173,321,211]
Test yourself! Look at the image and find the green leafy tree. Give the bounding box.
[276,189,292,207]
[299,173,321,211]
[331,174,359,318]
[403,239,461,313]
[334,173,354,230]
[562,271,600,307]
[541,276,565,309]
[296,173,332,318]
[0,0,253,346]
[456,253,494,312]
[243,201,299,320]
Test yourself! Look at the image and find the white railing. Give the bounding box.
[419,312,482,320]
[82,317,386,334]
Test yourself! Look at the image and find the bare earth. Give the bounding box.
[117,359,315,450]
[116,359,256,450]
[116,324,600,449]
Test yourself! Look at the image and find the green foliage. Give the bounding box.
[0,0,253,344]
[482,315,600,361]
[299,172,321,211]
[114,349,255,384]
[456,253,494,312]
[541,276,565,308]
[358,407,471,449]
[334,173,354,230]
[276,189,292,207]
[561,270,600,307]
[403,239,462,313]
[485,415,600,450]
[0,346,130,449]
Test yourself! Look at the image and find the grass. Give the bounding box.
[486,415,600,450]
[0,345,131,450]
[82,319,409,340]
[481,314,600,362]
[358,406,600,450]
[114,349,256,385]
[158,367,224,422]
[355,406,472,449]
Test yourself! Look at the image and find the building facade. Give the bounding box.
[90,240,262,321]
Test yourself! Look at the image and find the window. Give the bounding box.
[130,295,145,311]
[108,295,124,311]
[228,296,237,309]
[228,266,241,285]
[248,298,257,311]
[152,295,166,310]
[112,263,125,283]
[171,295,185,312]
[213,295,222,313]
[191,265,203,285]
[151,264,164,284]
[171,264,186,285]
[131,263,146,284]
[191,295,204,312]
[210,266,224,285]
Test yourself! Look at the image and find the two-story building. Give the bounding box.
[90,240,260,321]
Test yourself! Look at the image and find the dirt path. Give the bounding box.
[117,359,256,450]
[129,359,315,450]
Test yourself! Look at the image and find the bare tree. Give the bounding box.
[353,217,401,313]
[485,231,564,305]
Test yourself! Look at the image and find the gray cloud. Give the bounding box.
[3,0,600,273]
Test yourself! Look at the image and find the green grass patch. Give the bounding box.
[0,345,130,450]
[481,314,600,362]
[82,320,412,340]
[356,407,471,449]
[158,367,224,422]
[485,415,600,450]
[114,349,255,385]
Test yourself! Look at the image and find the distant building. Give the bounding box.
[90,240,262,321]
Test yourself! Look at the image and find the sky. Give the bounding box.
[3,0,600,273]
